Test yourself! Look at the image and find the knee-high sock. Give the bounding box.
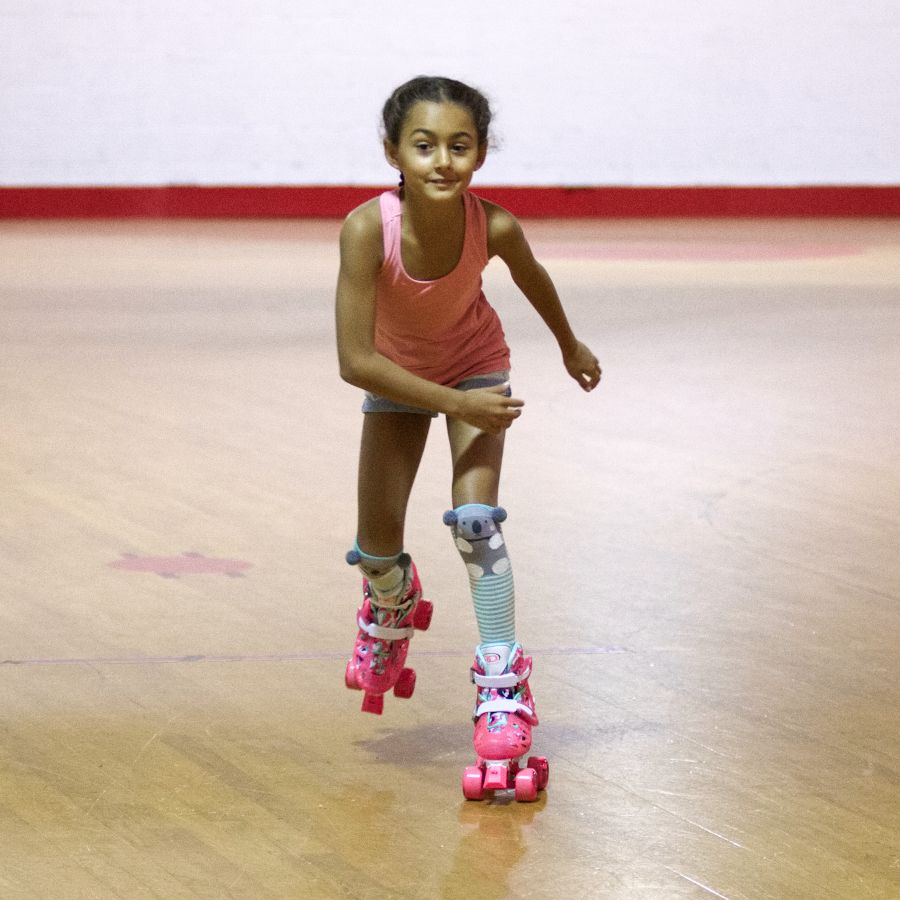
[444,504,515,647]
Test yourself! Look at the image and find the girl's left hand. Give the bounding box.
[563,340,602,392]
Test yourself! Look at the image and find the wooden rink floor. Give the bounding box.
[1,215,899,899]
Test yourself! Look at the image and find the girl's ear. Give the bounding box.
[384,140,400,172]
[474,143,488,171]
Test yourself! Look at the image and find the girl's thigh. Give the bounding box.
[445,369,511,507]
[445,416,505,508]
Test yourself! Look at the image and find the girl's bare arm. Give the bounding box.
[485,202,601,392]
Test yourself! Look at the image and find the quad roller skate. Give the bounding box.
[461,643,549,802]
[344,562,433,715]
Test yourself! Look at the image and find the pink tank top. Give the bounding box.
[374,189,510,386]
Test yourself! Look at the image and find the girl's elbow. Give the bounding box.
[339,359,360,386]
[338,353,369,387]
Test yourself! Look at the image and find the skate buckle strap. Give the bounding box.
[357,616,415,641]
[474,698,537,722]
[471,661,531,689]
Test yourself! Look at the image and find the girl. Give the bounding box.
[335,76,601,800]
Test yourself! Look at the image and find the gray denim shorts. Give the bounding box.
[362,369,511,416]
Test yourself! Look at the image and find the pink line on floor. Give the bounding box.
[1,647,628,667]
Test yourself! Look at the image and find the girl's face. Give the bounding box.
[385,101,486,203]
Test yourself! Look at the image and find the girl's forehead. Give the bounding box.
[401,101,477,136]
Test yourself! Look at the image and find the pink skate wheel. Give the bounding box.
[412,599,433,631]
[393,667,416,699]
[527,755,550,790]
[483,764,509,792]
[361,692,384,715]
[462,766,485,800]
[345,660,360,690]
[514,768,538,802]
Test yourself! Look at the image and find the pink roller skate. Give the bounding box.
[344,562,433,715]
[461,643,549,802]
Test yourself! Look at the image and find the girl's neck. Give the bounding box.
[398,189,467,281]
[401,190,465,235]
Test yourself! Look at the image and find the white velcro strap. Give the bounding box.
[472,671,520,689]
[471,661,531,689]
[358,617,414,641]
[475,698,535,720]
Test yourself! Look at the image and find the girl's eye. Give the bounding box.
[415,143,432,152]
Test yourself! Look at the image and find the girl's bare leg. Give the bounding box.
[356,412,432,555]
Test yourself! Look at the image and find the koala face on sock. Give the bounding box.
[456,511,498,541]
[452,510,510,578]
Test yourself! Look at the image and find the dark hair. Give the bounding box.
[382,76,493,147]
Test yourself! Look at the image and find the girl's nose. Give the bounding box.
[435,147,452,169]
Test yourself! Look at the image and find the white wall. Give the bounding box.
[2,0,898,186]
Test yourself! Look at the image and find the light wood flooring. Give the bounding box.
[1,216,898,898]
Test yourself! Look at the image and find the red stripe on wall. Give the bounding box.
[0,186,898,218]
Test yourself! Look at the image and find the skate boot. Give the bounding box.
[461,643,549,802]
[344,562,433,715]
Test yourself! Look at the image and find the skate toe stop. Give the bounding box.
[483,764,509,792]
[361,693,384,715]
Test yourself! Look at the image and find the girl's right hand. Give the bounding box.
[456,384,525,434]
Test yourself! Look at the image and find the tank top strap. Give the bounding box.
[463,192,489,269]
[378,189,402,267]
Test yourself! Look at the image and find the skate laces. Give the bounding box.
[354,598,410,676]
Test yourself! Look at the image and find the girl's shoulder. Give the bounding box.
[342,195,382,235]
[339,196,385,273]
[340,197,383,253]
[474,196,526,259]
